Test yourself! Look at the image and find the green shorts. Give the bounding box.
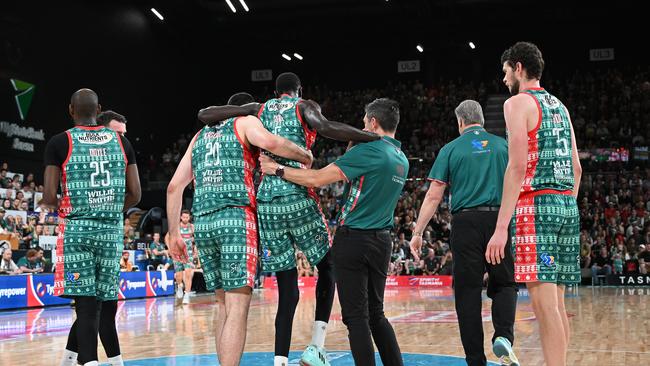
[511,191,580,285]
[54,218,122,301]
[194,206,258,291]
[258,194,331,272]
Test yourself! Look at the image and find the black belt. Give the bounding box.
[457,206,500,213]
[338,226,390,235]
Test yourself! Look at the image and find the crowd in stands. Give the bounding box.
[3,67,650,281]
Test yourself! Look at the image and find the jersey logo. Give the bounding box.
[76,131,114,144]
[267,101,295,113]
[471,139,489,151]
[540,94,560,109]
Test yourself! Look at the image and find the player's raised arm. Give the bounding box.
[299,100,379,142]
[198,102,262,126]
[238,115,313,166]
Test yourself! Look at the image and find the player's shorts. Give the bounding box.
[174,260,195,272]
[194,206,258,291]
[174,246,195,272]
[510,190,580,284]
[257,193,331,272]
[54,218,122,301]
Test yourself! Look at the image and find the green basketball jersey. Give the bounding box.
[59,126,126,223]
[257,95,316,202]
[191,118,257,216]
[520,88,575,193]
[179,223,193,254]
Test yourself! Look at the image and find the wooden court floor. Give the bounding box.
[1,286,649,365]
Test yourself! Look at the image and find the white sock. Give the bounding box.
[310,320,328,348]
[60,349,78,366]
[83,362,99,366]
[274,355,289,366]
[107,355,125,366]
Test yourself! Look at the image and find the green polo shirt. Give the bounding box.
[428,125,508,213]
[17,257,42,270]
[333,136,409,230]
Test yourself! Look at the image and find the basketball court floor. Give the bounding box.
[1,285,649,365]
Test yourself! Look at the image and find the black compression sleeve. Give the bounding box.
[119,135,137,165]
[43,132,69,167]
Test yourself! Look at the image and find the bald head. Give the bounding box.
[69,88,100,123]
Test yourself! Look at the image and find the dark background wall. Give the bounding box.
[0,0,642,179]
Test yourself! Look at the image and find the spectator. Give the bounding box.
[437,251,453,275]
[421,249,440,275]
[149,233,170,270]
[0,248,21,274]
[591,246,613,279]
[16,249,44,273]
[638,244,650,274]
[0,207,7,233]
[0,169,10,188]
[120,251,134,272]
[124,218,135,241]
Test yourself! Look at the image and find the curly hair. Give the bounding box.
[501,41,545,80]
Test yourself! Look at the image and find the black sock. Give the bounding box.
[315,251,335,322]
[99,300,121,358]
[74,296,101,364]
[274,269,299,357]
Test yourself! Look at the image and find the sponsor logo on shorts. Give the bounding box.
[263,248,272,259]
[66,272,80,282]
[540,253,555,267]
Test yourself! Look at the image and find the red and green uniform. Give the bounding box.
[49,126,128,300]
[511,88,580,284]
[174,223,195,271]
[256,95,330,272]
[191,118,258,291]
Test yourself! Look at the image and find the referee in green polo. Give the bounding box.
[259,98,407,366]
[409,100,519,366]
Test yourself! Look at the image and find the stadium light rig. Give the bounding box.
[469,42,476,49]
[239,0,250,12]
[225,0,237,13]
[282,53,292,61]
[293,53,303,60]
[416,44,424,53]
[150,8,164,21]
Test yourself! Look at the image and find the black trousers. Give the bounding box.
[450,211,518,366]
[332,226,403,366]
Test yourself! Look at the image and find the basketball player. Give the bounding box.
[42,89,141,366]
[60,109,134,366]
[258,98,407,366]
[174,209,196,304]
[166,92,313,366]
[198,73,378,366]
[486,42,582,366]
[97,110,127,136]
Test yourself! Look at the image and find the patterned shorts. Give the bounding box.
[54,219,122,301]
[174,245,195,272]
[257,194,331,272]
[194,206,258,291]
[511,191,580,284]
